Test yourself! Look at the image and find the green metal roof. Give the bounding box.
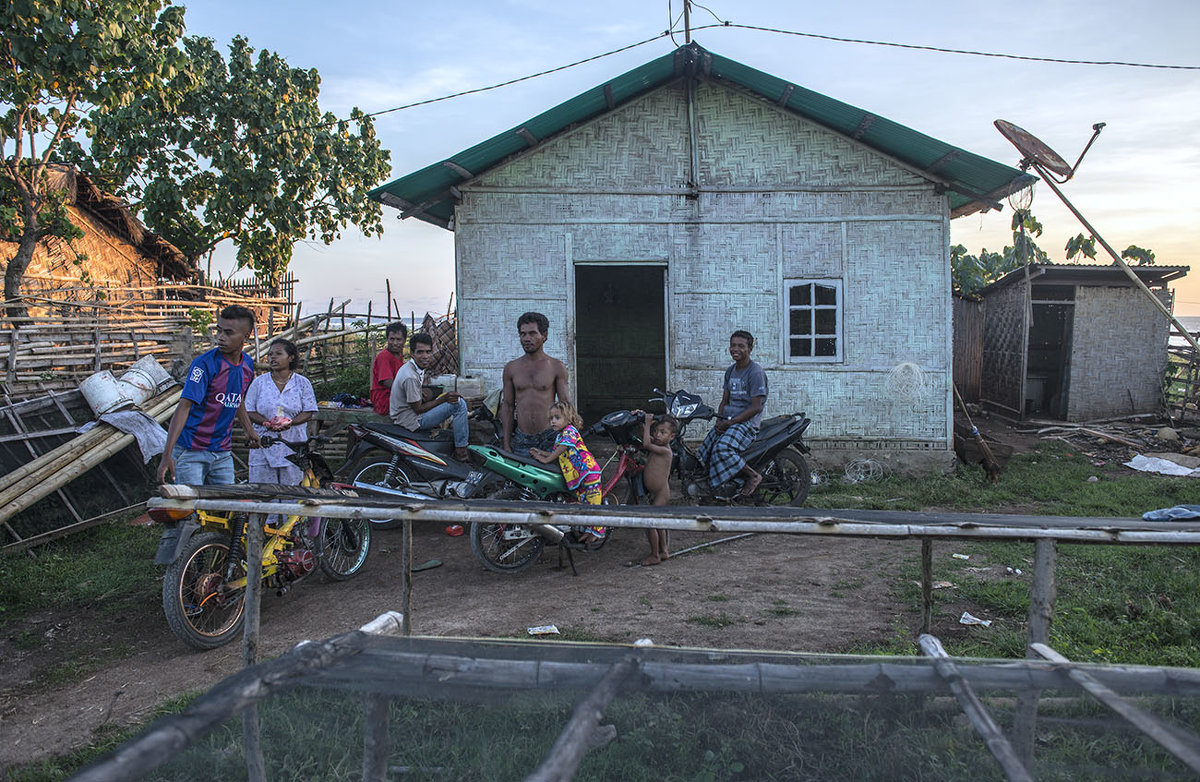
[371,43,1035,228]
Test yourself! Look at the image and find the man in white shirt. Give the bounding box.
[389,332,470,461]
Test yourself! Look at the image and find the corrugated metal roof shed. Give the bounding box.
[980,263,1190,294]
[371,43,1035,228]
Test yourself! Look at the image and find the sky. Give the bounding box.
[182,0,1200,316]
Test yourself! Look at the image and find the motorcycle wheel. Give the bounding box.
[470,486,544,574]
[350,460,409,529]
[763,448,812,507]
[317,517,371,581]
[162,531,246,650]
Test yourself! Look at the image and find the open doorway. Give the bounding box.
[574,265,666,425]
[1026,286,1074,419]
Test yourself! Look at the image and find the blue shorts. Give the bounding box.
[173,446,235,486]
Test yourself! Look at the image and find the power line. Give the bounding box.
[692,21,1200,71]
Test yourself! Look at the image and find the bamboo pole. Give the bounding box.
[291,640,1200,697]
[242,513,266,781]
[1031,643,1200,774]
[400,520,412,637]
[527,657,639,782]
[146,496,1200,546]
[919,635,1032,782]
[920,539,933,634]
[361,694,390,782]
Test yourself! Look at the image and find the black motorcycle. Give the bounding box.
[594,388,812,506]
[337,408,504,527]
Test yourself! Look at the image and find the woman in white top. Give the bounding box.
[244,339,318,485]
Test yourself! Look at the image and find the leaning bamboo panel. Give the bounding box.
[0,389,180,524]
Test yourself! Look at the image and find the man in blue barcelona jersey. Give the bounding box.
[157,305,262,485]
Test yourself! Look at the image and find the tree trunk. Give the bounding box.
[4,228,39,321]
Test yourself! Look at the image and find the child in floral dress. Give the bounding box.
[529,401,606,544]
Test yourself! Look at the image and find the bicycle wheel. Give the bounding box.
[469,485,544,574]
[317,517,371,580]
[762,448,811,507]
[351,460,409,529]
[162,531,246,650]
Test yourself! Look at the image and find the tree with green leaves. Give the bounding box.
[73,34,391,285]
[1067,234,1157,266]
[951,208,1049,296]
[1,0,188,318]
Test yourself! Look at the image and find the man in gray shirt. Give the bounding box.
[389,332,471,461]
[698,330,767,495]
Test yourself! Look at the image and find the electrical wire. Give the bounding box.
[689,21,1200,71]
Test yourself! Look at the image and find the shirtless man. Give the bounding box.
[501,312,570,454]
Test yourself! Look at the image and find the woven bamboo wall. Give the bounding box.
[456,79,952,458]
[981,281,1027,415]
[1067,286,1170,420]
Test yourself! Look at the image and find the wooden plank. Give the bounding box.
[1,502,146,553]
[1031,643,1200,774]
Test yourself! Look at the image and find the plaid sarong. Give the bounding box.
[698,422,759,488]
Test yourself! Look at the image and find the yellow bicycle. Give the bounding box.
[152,436,370,650]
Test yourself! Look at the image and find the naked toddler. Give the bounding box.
[635,410,678,565]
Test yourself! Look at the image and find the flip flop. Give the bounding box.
[411,559,442,573]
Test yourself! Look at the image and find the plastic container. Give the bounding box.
[117,366,156,406]
[80,370,134,416]
[428,374,485,398]
[129,355,175,392]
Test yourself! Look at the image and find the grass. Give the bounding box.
[686,613,740,629]
[43,686,1197,781]
[0,517,159,629]
[807,443,1200,666]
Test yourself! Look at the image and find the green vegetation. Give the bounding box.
[34,687,1194,781]
[0,520,159,627]
[809,442,1200,666]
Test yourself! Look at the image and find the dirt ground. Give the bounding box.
[0,414,1087,772]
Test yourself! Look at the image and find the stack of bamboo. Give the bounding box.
[0,387,179,526]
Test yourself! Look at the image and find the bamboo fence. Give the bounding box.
[74,617,1200,781]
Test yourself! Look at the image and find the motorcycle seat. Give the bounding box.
[755,415,796,440]
[361,422,453,443]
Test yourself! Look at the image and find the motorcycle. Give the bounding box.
[466,410,650,575]
[636,387,813,506]
[338,407,505,526]
[151,435,371,649]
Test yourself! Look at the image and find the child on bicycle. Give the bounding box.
[529,401,606,545]
[634,411,678,565]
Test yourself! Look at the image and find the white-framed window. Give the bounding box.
[785,279,842,361]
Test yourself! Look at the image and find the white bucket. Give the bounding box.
[80,370,134,416]
[129,355,175,392]
[116,367,156,406]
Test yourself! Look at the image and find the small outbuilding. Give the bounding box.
[371,43,1033,469]
[969,263,1188,421]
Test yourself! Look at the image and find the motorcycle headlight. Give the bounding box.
[671,402,698,418]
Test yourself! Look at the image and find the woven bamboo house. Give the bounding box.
[971,262,1188,421]
[371,43,1034,470]
[1,164,196,308]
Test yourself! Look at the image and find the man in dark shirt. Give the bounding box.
[698,330,767,495]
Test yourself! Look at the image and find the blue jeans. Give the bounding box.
[172,446,235,485]
[417,398,470,447]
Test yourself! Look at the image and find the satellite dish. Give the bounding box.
[994,120,1072,177]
